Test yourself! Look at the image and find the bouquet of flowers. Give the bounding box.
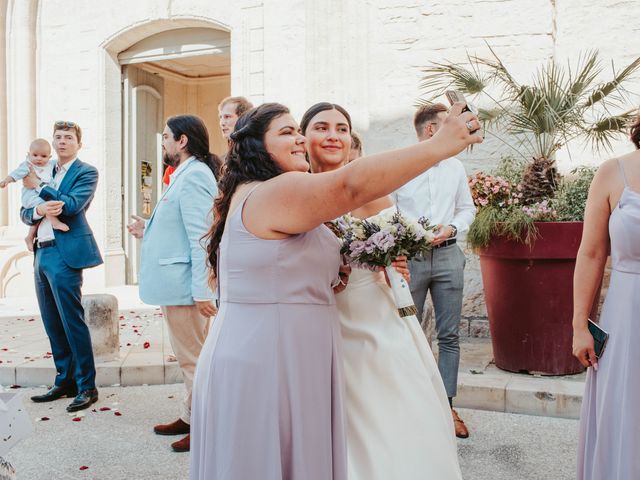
[332,209,436,317]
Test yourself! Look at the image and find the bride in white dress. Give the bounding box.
[301,102,462,480]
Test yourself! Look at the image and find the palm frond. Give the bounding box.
[582,56,640,108]
[420,61,487,100]
[583,110,639,153]
[473,43,521,99]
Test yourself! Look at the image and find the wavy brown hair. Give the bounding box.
[205,103,289,282]
[631,113,640,150]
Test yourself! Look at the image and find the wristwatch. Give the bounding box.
[38,181,46,188]
[448,224,458,238]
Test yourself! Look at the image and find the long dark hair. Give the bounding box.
[631,113,640,150]
[166,115,222,179]
[300,102,352,135]
[205,103,289,280]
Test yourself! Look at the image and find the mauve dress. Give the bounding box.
[577,160,640,479]
[190,190,347,480]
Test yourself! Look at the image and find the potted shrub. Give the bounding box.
[421,49,640,374]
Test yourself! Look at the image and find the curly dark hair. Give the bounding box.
[204,103,289,282]
[631,113,640,150]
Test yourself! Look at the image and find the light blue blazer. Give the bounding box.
[138,158,217,306]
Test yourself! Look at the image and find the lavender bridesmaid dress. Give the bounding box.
[190,188,347,480]
[577,160,640,479]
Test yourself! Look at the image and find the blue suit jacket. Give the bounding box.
[138,159,218,306]
[20,158,103,270]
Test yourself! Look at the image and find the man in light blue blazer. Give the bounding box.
[127,115,220,453]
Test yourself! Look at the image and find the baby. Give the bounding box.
[0,138,69,250]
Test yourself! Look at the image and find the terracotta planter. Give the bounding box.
[478,221,597,375]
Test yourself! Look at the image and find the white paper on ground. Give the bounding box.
[0,392,34,457]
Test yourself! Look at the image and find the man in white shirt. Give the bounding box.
[394,103,476,438]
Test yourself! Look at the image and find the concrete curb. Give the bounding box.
[457,372,584,419]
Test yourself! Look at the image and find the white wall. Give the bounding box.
[2,0,639,295]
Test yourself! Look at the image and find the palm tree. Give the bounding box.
[420,48,640,205]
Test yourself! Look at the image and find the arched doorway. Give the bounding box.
[117,27,230,283]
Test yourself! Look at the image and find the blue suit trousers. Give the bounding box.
[34,246,96,391]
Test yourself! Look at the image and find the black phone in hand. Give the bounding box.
[588,319,609,359]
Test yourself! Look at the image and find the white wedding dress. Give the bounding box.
[336,266,462,480]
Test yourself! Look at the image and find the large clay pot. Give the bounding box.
[478,222,598,375]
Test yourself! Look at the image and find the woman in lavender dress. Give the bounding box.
[573,115,640,480]
[189,102,482,480]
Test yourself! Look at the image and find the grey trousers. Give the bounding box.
[409,244,466,398]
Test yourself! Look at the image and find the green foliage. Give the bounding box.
[492,155,526,185]
[421,48,638,247]
[467,204,538,249]
[554,167,597,221]
[421,49,640,161]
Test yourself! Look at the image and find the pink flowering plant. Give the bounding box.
[468,172,513,209]
[466,156,596,248]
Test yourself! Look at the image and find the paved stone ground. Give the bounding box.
[4,384,578,480]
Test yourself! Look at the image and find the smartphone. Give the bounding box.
[444,90,480,135]
[587,319,609,359]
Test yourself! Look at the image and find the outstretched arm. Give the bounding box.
[245,103,482,237]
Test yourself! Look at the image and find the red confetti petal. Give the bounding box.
[126,343,131,347]
[79,466,89,471]
[72,417,82,422]
[99,407,111,411]
[28,318,35,322]
[1,348,7,351]
[133,329,139,333]
[114,411,122,416]
[9,384,21,389]
[40,416,50,421]
[143,341,150,349]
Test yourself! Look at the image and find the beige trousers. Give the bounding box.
[161,305,211,425]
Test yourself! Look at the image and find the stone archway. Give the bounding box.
[99,18,232,286]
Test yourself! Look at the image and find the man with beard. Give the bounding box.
[127,115,220,452]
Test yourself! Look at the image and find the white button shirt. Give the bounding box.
[393,157,476,240]
[33,158,77,242]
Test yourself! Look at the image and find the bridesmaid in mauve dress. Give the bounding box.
[573,116,640,480]
[189,102,482,480]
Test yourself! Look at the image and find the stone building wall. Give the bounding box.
[1,0,638,305]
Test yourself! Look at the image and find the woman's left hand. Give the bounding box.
[333,263,352,294]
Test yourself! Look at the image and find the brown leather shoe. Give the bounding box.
[171,434,190,452]
[154,418,190,436]
[452,409,469,438]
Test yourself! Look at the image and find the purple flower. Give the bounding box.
[349,240,366,256]
[369,229,396,252]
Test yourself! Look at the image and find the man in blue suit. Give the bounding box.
[127,115,220,453]
[21,121,103,412]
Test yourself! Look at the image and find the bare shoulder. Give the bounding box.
[593,158,623,188]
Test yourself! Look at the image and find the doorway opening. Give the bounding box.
[118,27,230,283]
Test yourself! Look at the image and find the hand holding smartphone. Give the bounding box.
[444,90,480,134]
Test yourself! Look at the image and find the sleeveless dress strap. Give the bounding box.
[617,158,629,187]
[228,182,263,220]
